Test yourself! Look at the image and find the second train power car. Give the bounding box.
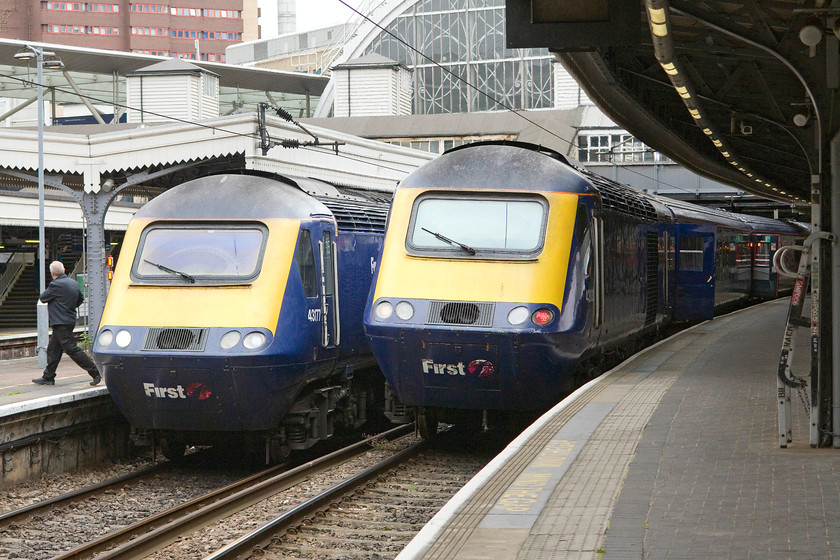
[363,141,804,436]
[94,173,390,461]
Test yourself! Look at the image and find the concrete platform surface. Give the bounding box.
[399,299,835,560]
[0,353,106,412]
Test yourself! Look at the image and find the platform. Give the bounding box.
[399,298,837,559]
[0,350,106,412]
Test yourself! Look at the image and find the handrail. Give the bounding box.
[0,252,32,305]
[69,253,85,279]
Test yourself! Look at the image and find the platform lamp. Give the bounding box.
[14,45,64,369]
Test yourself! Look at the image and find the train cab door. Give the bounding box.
[318,229,340,351]
[674,225,715,320]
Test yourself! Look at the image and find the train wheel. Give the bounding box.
[266,439,291,465]
[417,409,439,441]
[159,438,187,461]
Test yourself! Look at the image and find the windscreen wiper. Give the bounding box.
[421,227,476,255]
[143,259,196,283]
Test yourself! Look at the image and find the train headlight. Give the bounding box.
[243,331,266,350]
[532,308,555,326]
[507,306,530,325]
[98,329,114,347]
[115,329,132,348]
[375,301,393,320]
[220,330,241,349]
[395,301,414,320]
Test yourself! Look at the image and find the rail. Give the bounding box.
[51,424,414,560]
[205,433,427,560]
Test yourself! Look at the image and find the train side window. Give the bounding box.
[574,204,592,276]
[295,230,318,297]
[321,231,335,298]
[679,236,704,271]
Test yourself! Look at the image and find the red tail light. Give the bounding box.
[532,308,554,326]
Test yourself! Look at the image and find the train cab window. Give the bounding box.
[406,193,548,259]
[679,236,704,271]
[133,224,266,284]
[295,230,318,297]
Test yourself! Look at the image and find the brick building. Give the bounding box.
[0,0,259,63]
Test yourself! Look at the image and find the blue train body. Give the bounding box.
[363,142,804,435]
[94,173,390,460]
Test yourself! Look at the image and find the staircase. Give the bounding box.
[0,250,83,330]
[0,263,40,329]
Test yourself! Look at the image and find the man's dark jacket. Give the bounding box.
[39,274,83,326]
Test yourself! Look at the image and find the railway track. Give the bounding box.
[0,425,415,560]
[203,428,501,560]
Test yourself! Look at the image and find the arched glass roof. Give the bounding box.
[361,0,555,114]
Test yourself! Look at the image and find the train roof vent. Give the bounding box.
[426,300,494,327]
[143,327,208,352]
[318,199,389,233]
[583,172,658,222]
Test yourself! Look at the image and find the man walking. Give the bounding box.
[32,261,101,386]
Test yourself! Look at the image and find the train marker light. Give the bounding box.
[507,306,530,325]
[98,329,114,347]
[243,332,266,349]
[375,301,394,320]
[220,330,241,349]
[532,308,554,326]
[115,329,132,348]
[395,301,414,320]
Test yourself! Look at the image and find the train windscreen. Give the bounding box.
[133,223,267,283]
[406,194,547,258]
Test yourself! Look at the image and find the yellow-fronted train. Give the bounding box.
[93,173,390,461]
[363,141,806,438]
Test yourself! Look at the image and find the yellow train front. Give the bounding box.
[364,141,665,432]
[94,173,387,460]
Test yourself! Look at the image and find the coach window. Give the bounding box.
[679,236,704,271]
[295,230,318,297]
[406,193,548,259]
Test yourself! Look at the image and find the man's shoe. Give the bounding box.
[32,377,55,385]
[90,374,102,386]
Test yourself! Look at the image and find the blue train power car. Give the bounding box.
[363,141,804,436]
[94,173,390,461]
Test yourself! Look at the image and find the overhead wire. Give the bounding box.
[335,0,703,195]
[2,2,732,196]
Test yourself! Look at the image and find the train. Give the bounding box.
[93,172,391,462]
[363,141,806,437]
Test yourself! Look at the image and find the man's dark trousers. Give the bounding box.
[43,323,98,380]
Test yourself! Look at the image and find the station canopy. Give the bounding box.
[0,37,327,121]
[507,0,830,207]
